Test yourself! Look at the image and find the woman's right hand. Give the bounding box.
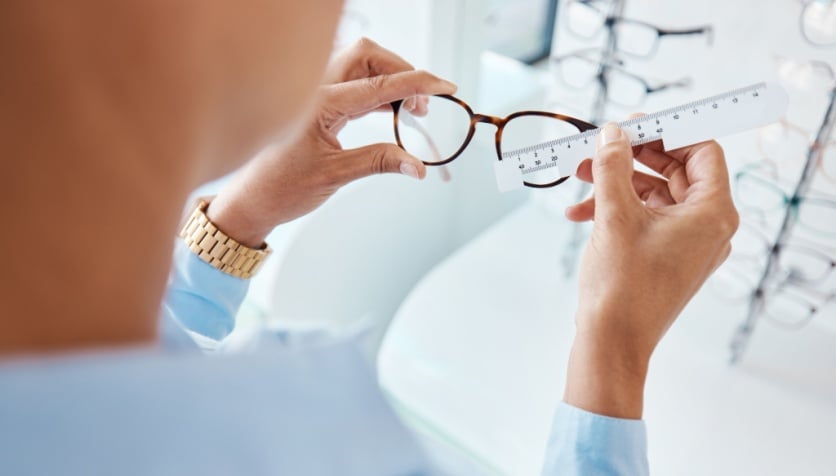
[563,123,739,419]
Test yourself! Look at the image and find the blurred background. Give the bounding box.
[202,1,836,474]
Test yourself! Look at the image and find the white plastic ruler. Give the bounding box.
[495,82,789,192]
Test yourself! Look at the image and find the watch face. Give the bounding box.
[483,0,558,64]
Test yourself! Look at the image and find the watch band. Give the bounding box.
[179,200,271,279]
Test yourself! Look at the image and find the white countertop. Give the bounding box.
[378,199,836,476]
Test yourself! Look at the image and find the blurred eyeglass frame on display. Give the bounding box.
[798,0,836,47]
[729,82,836,362]
[549,49,692,107]
[758,118,836,182]
[734,162,836,237]
[565,0,714,57]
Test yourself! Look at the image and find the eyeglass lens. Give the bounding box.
[555,55,650,106]
[396,96,472,165]
[565,1,707,57]
[801,0,836,46]
[736,171,836,236]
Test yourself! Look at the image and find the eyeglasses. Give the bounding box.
[758,118,836,182]
[729,221,836,282]
[565,0,713,57]
[729,64,836,363]
[734,163,836,236]
[550,50,691,107]
[715,205,836,334]
[715,253,836,328]
[775,56,835,91]
[391,95,596,188]
[799,0,836,47]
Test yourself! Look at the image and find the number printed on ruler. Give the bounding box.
[497,82,788,192]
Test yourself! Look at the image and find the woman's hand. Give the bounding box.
[206,39,457,247]
[563,123,739,419]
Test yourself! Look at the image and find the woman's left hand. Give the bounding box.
[206,38,457,247]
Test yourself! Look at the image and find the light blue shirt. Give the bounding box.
[0,240,648,475]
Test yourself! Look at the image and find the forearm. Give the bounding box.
[563,325,650,420]
[542,314,652,475]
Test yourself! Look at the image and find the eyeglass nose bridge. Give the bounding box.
[472,113,506,128]
[470,114,509,161]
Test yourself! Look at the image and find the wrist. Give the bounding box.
[205,195,271,248]
[563,323,651,420]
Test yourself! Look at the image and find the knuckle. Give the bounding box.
[366,73,388,92]
[354,37,378,53]
[716,206,740,240]
[369,146,391,175]
[702,140,726,160]
[695,203,739,242]
[412,69,433,80]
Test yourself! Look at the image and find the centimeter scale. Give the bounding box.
[496,82,789,192]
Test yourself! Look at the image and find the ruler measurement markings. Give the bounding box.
[507,82,783,180]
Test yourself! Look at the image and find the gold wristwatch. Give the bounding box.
[179,199,271,279]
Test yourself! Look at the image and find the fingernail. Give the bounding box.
[597,123,623,149]
[442,79,457,90]
[400,162,420,179]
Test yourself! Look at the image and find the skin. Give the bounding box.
[0,0,739,426]
[207,39,456,247]
[564,123,739,419]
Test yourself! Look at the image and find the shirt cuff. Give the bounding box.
[541,401,649,476]
[162,240,250,344]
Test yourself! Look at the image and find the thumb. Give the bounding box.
[592,123,640,215]
[337,143,427,184]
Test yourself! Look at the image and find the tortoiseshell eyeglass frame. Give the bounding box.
[391,94,598,188]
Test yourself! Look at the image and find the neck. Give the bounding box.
[0,5,203,354]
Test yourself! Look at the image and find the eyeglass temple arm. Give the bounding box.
[400,112,443,163]
[659,25,715,45]
[648,77,693,93]
[399,110,452,181]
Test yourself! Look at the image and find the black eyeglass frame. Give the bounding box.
[549,50,692,106]
[391,95,597,188]
[566,0,714,58]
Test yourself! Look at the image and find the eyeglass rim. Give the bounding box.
[391,94,596,188]
[800,0,836,47]
[550,52,690,106]
[565,2,713,55]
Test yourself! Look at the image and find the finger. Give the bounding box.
[576,158,593,183]
[632,170,676,208]
[336,142,427,185]
[623,112,692,184]
[323,38,416,84]
[566,196,595,222]
[635,145,686,180]
[323,70,457,123]
[679,140,730,188]
[568,170,674,218]
[591,123,642,216]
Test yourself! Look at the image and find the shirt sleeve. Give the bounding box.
[541,401,649,476]
[159,239,250,350]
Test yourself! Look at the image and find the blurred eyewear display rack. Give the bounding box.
[553,0,712,275]
[729,84,836,364]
